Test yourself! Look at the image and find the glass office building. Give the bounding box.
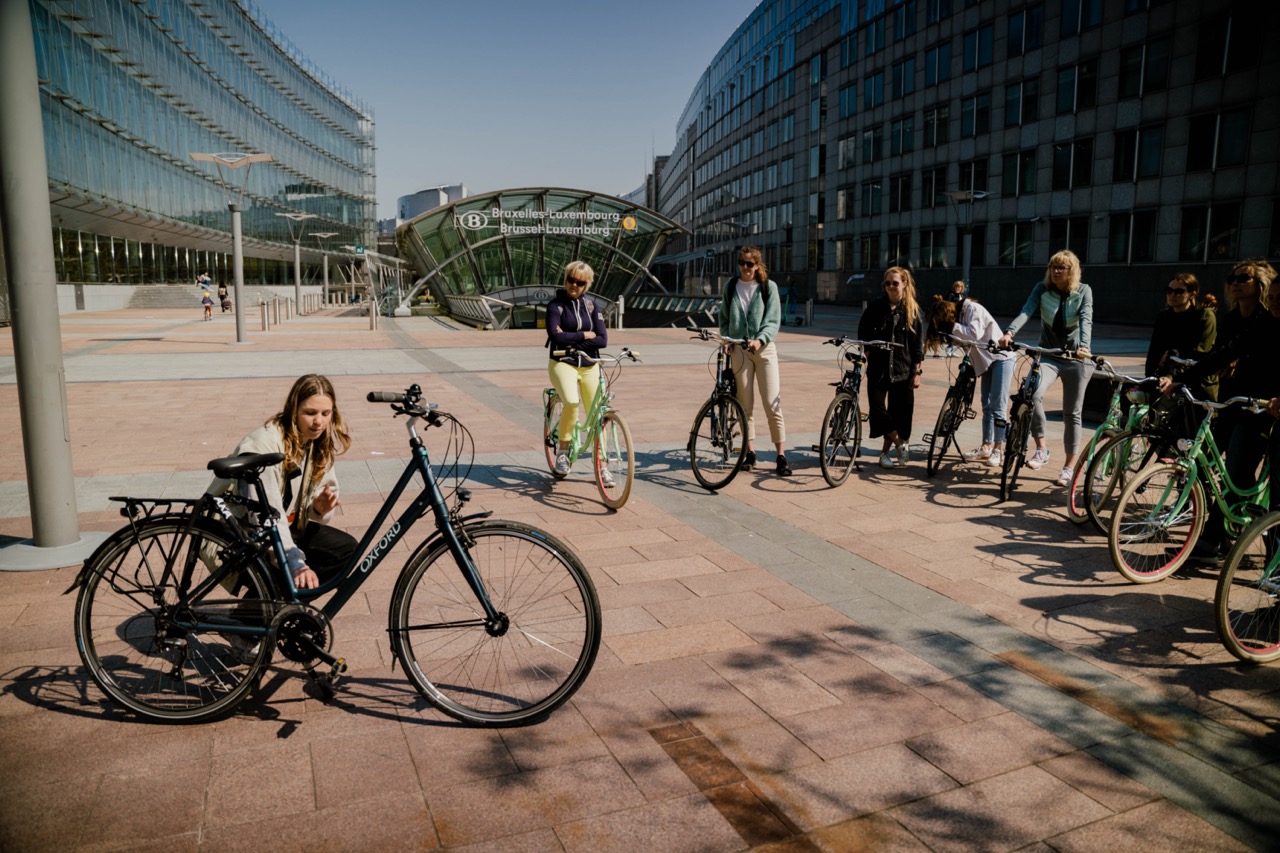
[28,0,374,285]
[657,0,1280,316]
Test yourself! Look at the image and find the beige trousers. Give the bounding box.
[731,342,786,444]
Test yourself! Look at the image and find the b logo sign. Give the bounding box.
[458,211,490,230]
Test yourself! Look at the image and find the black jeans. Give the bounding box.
[292,523,358,582]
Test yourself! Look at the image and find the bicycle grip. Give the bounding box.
[367,391,405,403]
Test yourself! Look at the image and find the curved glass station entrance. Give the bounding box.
[397,188,684,328]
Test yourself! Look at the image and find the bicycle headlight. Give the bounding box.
[1176,438,1193,452]
[1126,389,1148,406]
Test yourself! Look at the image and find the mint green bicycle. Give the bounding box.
[543,348,639,509]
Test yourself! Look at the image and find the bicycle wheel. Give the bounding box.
[390,520,601,726]
[543,392,567,478]
[819,392,861,487]
[1108,463,1205,583]
[1066,429,1115,524]
[1083,429,1162,535]
[74,517,275,722]
[999,404,1032,502]
[594,411,634,508]
[688,394,748,491]
[1216,511,1280,663]
[926,388,965,477]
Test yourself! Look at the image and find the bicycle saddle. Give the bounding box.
[207,452,284,478]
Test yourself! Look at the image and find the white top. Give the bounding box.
[955,301,1014,376]
[735,279,759,318]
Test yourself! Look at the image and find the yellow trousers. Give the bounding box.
[548,360,600,441]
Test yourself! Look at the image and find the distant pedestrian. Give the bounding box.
[217,282,230,312]
[196,271,211,291]
[945,280,966,305]
[201,290,214,321]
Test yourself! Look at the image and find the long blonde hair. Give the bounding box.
[884,266,920,328]
[1044,249,1082,292]
[268,374,351,487]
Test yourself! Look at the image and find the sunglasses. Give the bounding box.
[738,260,758,268]
[1227,274,1254,284]
[1166,287,1188,295]
[883,281,904,287]
[1050,264,1070,271]
[565,278,588,287]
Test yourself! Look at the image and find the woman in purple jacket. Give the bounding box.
[546,260,608,475]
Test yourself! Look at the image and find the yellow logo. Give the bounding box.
[622,216,637,231]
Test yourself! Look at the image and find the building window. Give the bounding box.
[890,117,914,156]
[999,223,1034,266]
[1050,216,1091,262]
[1114,125,1164,181]
[1051,139,1093,190]
[1118,38,1170,99]
[810,145,822,179]
[962,25,993,72]
[1056,59,1098,114]
[840,33,858,69]
[959,158,989,193]
[926,0,952,25]
[959,224,986,270]
[781,114,795,142]
[1108,211,1156,263]
[837,187,855,220]
[864,71,885,110]
[1061,0,1103,37]
[1002,149,1037,195]
[924,41,952,86]
[1004,78,1040,126]
[1186,109,1250,171]
[861,234,881,270]
[810,97,826,132]
[840,84,858,118]
[1195,7,1264,79]
[1179,204,1240,262]
[780,158,794,185]
[1007,4,1044,58]
[865,17,886,56]
[921,228,948,268]
[961,92,991,137]
[888,232,911,267]
[838,136,858,170]
[923,105,950,146]
[892,2,917,41]
[862,126,883,164]
[809,191,824,225]
[892,58,916,99]
[889,173,913,213]
[921,166,947,208]
[862,181,883,216]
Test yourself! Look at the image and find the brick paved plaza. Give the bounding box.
[1,305,1277,851]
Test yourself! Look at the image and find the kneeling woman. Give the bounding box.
[925,295,1016,468]
[207,374,355,590]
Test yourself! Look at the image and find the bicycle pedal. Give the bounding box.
[963,407,978,420]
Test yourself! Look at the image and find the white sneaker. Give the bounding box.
[986,448,1004,468]
[879,452,896,469]
[895,444,910,468]
[964,446,992,461]
[600,467,616,488]
[1056,466,1074,487]
[1026,448,1051,470]
[554,454,571,475]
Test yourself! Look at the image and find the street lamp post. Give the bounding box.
[190,152,273,344]
[942,190,990,289]
[311,231,338,307]
[276,211,317,312]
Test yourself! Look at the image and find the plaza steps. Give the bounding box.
[127,284,268,310]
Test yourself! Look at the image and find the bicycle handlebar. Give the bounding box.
[367,384,440,419]
[1176,385,1270,414]
[551,346,641,364]
[823,336,902,349]
[690,328,750,347]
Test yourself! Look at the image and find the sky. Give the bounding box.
[252,0,761,220]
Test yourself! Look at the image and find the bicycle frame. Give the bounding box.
[1159,410,1270,530]
[544,369,611,463]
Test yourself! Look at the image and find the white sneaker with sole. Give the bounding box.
[879,452,896,469]
[554,454,571,475]
[600,467,616,488]
[964,446,992,461]
[896,443,910,468]
[1026,447,1050,470]
[1056,466,1074,487]
[986,448,1004,468]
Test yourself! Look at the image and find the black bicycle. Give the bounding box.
[68,384,601,726]
[817,336,899,487]
[924,334,982,477]
[687,327,752,490]
[998,342,1075,502]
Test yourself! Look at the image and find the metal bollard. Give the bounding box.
[260,299,269,331]
[369,299,377,330]
[286,298,292,321]
[272,296,280,325]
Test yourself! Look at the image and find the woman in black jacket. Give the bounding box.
[1145,272,1216,399]
[858,266,925,469]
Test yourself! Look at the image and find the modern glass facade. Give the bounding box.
[657,0,1280,317]
[28,0,375,285]
[399,188,684,305]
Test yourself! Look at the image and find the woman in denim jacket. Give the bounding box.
[998,249,1094,487]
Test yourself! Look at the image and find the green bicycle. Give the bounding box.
[543,347,639,509]
[1216,509,1280,663]
[1108,389,1270,583]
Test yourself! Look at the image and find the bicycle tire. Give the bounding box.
[1215,511,1280,663]
[819,392,861,487]
[926,388,964,477]
[74,516,275,722]
[999,404,1032,502]
[389,520,601,726]
[1066,429,1116,524]
[1082,429,1162,535]
[1108,463,1205,583]
[544,392,567,479]
[595,411,634,508]
[688,394,748,491]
